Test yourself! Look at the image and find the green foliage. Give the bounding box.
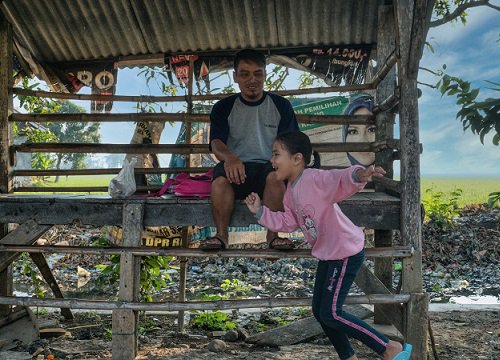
[488,192,500,208]
[264,65,288,91]
[220,278,252,297]
[423,187,463,228]
[94,235,175,302]
[437,74,499,146]
[190,311,237,331]
[18,253,47,298]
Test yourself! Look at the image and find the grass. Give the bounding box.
[23,175,499,207]
[421,176,499,207]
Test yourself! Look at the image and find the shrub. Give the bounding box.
[423,188,463,229]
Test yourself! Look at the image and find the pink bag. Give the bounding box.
[147,169,213,198]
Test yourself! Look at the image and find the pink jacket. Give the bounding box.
[259,166,366,260]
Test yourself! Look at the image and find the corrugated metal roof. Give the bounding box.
[1,0,384,67]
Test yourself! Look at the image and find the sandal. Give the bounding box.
[268,236,295,250]
[199,235,227,250]
[393,343,412,360]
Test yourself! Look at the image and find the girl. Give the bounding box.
[245,131,412,360]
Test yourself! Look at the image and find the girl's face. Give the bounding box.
[346,107,376,166]
[271,141,303,182]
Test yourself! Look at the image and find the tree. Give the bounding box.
[48,101,101,182]
[424,0,500,146]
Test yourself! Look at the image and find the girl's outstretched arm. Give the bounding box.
[354,165,386,182]
[245,192,262,214]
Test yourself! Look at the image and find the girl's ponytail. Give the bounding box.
[310,150,321,168]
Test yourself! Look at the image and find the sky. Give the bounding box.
[20,5,500,177]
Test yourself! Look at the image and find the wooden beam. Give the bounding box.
[0,294,411,311]
[11,141,397,155]
[10,112,374,126]
[29,253,74,320]
[112,203,143,360]
[0,244,413,259]
[0,220,52,273]
[13,166,212,177]
[0,193,402,230]
[12,83,373,103]
[355,265,404,333]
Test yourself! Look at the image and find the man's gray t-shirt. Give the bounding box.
[209,92,299,162]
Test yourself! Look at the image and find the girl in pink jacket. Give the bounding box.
[245,131,412,360]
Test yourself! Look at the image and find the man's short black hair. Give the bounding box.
[233,49,266,71]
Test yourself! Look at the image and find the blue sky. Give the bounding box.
[25,6,499,177]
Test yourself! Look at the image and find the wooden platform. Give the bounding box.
[0,192,400,230]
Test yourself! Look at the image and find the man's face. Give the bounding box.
[233,59,266,102]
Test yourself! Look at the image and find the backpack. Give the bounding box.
[146,169,213,198]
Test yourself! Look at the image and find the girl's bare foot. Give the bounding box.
[383,340,403,359]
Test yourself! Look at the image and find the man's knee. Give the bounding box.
[265,171,284,189]
[212,176,231,192]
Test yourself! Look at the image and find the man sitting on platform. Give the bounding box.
[200,49,299,250]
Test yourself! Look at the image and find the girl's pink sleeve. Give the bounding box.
[313,166,366,203]
[258,200,299,233]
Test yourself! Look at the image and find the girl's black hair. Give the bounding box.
[275,131,321,168]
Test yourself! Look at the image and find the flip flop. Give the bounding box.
[393,343,412,360]
[268,236,295,250]
[199,235,227,250]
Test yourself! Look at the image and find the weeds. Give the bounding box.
[423,188,463,229]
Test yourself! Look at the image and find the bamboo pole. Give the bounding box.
[0,294,411,311]
[0,245,414,258]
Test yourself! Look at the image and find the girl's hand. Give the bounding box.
[244,192,262,214]
[356,165,386,182]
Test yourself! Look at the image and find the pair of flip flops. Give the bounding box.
[199,236,295,250]
[393,343,413,360]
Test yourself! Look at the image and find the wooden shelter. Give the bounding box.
[0,1,434,359]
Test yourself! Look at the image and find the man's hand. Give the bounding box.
[224,154,246,184]
[355,165,386,182]
[245,192,262,214]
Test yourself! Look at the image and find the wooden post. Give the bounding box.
[0,11,13,317]
[112,203,144,360]
[395,0,435,358]
[406,293,429,360]
[177,56,195,332]
[374,4,397,325]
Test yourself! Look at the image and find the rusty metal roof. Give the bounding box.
[2,0,384,69]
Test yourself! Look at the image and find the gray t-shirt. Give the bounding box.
[209,92,299,162]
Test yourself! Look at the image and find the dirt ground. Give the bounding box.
[34,309,497,360]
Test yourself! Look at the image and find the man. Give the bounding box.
[200,49,299,250]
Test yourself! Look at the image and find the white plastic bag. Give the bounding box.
[108,158,137,198]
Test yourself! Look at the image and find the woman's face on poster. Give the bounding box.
[345,107,376,166]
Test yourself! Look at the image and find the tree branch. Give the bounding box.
[430,0,498,28]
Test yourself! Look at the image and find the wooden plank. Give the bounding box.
[354,265,404,333]
[10,111,374,126]
[0,245,414,259]
[0,193,401,230]
[11,141,395,155]
[0,221,52,272]
[405,293,429,359]
[12,82,373,102]
[112,203,144,360]
[29,253,74,320]
[0,294,411,311]
[246,305,373,346]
